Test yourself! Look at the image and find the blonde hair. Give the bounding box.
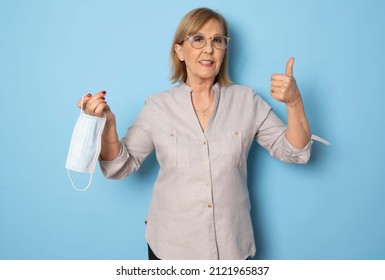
[170,8,232,87]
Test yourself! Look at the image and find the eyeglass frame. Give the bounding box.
[181,33,231,50]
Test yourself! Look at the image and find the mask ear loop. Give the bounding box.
[67,169,93,192]
[66,94,94,192]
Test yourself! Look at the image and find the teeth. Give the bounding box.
[200,60,213,65]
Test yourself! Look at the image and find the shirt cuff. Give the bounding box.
[283,133,331,156]
[282,136,312,157]
[98,143,130,178]
[311,134,331,145]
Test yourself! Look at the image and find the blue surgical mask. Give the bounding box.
[65,95,106,191]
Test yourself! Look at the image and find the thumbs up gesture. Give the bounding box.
[270,57,302,107]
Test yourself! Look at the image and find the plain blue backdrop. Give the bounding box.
[1,0,384,260]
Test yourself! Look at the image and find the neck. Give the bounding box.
[186,78,215,97]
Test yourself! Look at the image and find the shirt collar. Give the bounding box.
[178,82,220,96]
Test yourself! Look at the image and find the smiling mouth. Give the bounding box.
[199,60,214,65]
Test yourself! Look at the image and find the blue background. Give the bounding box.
[1,0,384,260]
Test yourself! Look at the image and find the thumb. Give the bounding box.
[285,57,295,77]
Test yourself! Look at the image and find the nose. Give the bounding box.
[203,37,214,53]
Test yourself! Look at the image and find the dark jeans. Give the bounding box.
[148,244,249,260]
[148,244,161,260]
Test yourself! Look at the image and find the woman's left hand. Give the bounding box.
[270,57,302,107]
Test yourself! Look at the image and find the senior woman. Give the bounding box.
[78,8,317,260]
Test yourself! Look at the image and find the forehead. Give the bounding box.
[195,18,225,35]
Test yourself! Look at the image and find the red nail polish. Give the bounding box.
[101,97,105,100]
[102,91,106,94]
[87,93,92,97]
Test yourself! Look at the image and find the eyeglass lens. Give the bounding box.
[189,35,229,49]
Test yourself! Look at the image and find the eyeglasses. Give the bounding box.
[183,34,231,50]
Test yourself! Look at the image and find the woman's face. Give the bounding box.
[175,18,226,86]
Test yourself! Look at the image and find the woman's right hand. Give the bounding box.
[77,91,116,125]
[77,90,120,160]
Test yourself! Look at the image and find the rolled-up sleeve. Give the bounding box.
[254,96,312,164]
[99,143,130,179]
[99,101,155,179]
[280,136,312,163]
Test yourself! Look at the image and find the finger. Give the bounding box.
[95,90,107,98]
[271,73,290,82]
[271,86,284,94]
[271,88,285,101]
[77,93,92,109]
[271,80,288,87]
[87,90,107,105]
[86,94,108,113]
[270,88,280,99]
[270,86,278,95]
[285,57,295,77]
[94,102,107,116]
[85,99,103,114]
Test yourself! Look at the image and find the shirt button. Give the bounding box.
[203,141,207,145]
[208,204,213,208]
[206,183,211,187]
[235,131,239,136]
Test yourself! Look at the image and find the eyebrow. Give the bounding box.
[192,32,226,37]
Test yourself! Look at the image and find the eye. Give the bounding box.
[192,35,205,43]
[213,36,225,44]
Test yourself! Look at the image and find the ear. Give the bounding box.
[174,44,184,62]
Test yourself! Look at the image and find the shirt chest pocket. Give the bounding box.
[209,131,244,167]
[154,131,190,169]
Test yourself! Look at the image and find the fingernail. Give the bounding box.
[101,97,105,100]
[102,91,106,94]
[87,93,92,97]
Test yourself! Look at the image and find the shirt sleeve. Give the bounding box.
[253,94,312,164]
[99,100,155,179]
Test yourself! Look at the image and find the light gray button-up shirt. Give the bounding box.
[99,83,313,259]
